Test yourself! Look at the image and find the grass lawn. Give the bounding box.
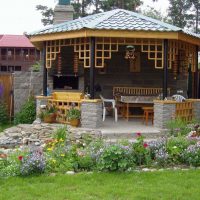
[0,123,12,133]
[0,170,200,200]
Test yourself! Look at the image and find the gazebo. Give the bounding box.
[29,9,200,129]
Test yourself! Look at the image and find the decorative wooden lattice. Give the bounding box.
[175,101,194,122]
[45,38,197,71]
[141,40,163,69]
[95,38,118,68]
[168,40,197,72]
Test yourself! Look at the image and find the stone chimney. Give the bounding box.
[53,0,74,25]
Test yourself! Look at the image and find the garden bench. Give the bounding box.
[48,92,84,123]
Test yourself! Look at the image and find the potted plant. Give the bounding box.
[39,106,57,123]
[67,107,81,127]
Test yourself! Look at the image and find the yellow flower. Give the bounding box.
[60,154,65,157]
[52,159,56,163]
[47,148,53,151]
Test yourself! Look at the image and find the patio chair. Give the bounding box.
[172,94,186,102]
[100,95,118,122]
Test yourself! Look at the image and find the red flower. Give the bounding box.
[136,132,141,137]
[18,156,23,161]
[143,143,148,148]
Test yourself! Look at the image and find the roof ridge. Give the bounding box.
[84,9,121,29]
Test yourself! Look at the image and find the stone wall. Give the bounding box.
[154,101,176,129]
[193,100,200,121]
[14,71,43,114]
[81,100,102,128]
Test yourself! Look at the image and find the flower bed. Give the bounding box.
[1,125,200,177]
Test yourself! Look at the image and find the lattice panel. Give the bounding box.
[46,40,61,68]
[175,102,194,122]
[141,40,164,69]
[74,38,90,68]
[46,38,90,68]
[168,40,197,72]
[95,38,118,68]
[45,38,197,71]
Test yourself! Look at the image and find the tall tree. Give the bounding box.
[187,0,200,33]
[101,0,143,12]
[168,0,191,28]
[142,6,167,21]
[36,5,54,26]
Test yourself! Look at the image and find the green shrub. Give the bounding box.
[67,107,81,120]
[182,143,200,167]
[53,126,68,142]
[77,155,94,171]
[14,96,36,124]
[0,101,9,124]
[166,136,194,164]
[132,133,151,166]
[97,144,134,171]
[166,118,191,136]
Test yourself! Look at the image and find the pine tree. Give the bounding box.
[101,0,143,12]
[187,0,200,33]
[168,0,191,28]
[36,5,54,26]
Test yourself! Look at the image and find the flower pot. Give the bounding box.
[69,119,80,127]
[43,113,56,123]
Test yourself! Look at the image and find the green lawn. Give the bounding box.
[0,170,200,200]
[0,123,12,133]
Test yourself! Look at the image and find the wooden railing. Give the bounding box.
[175,101,194,121]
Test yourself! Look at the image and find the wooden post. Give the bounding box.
[43,42,47,96]
[195,45,199,98]
[163,39,168,99]
[90,37,95,99]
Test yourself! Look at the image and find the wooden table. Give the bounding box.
[120,100,153,121]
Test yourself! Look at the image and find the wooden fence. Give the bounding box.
[0,73,13,118]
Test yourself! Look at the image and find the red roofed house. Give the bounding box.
[0,35,41,116]
[0,34,40,72]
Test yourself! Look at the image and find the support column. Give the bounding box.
[195,45,199,98]
[163,39,168,99]
[90,37,95,99]
[43,42,47,96]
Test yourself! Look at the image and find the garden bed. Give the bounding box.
[1,121,200,178]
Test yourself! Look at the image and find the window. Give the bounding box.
[0,66,7,71]
[15,66,21,71]
[8,66,14,72]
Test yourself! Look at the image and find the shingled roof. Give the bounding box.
[0,35,34,48]
[29,9,200,39]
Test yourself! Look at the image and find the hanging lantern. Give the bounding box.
[172,55,179,79]
[57,53,62,77]
[74,52,79,75]
[125,45,135,60]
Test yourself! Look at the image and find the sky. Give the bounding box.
[0,0,169,35]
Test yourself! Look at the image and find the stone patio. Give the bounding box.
[97,117,165,140]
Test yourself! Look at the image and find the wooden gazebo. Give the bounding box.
[29,9,200,128]
[29,9,200,99]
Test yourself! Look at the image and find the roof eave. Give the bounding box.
[29,29,200,47]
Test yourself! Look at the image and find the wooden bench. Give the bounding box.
[48,92,84,123]
[113,87,170,97]
[113,87,170,119]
